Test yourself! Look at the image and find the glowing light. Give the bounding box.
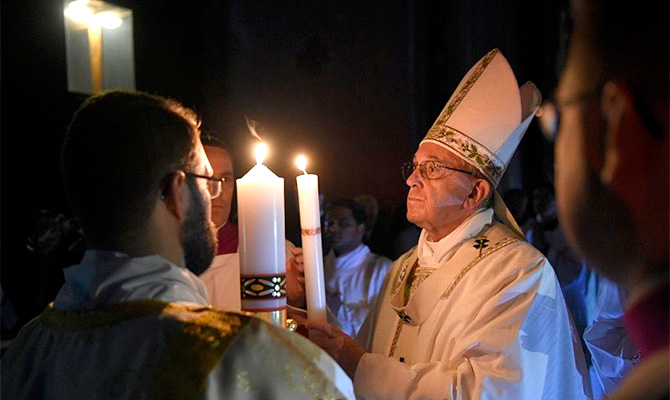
[295,155,308,175]
[65,0,93,23]
[94,12,122,29]
[255,142,268,165]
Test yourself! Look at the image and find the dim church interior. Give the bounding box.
[1,0,568,340]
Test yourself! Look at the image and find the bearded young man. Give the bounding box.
[304,50,591,399]
[0,91,353,400]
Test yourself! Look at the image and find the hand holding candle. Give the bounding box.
[295,156,328,323]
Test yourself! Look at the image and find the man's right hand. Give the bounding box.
[286,246,307,308]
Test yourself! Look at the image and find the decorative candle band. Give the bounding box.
[301,227,321,236]
[241,274,286,299]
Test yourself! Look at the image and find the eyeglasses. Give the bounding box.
[545,85,603,140]
[402,161,476,181]
[185,173,228,199]
[551,84,663,141]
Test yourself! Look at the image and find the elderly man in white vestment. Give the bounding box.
[0,91,354,400]
[305,49,591,399]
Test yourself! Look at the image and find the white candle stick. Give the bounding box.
[295,155,328,323]
[237,143,286,321]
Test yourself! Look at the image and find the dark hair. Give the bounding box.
[584,0,668,102]
[201,133,231,152]
[534,182,555,196]
[326,199,367,226]
[61,91,201,242]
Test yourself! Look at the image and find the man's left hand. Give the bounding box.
[305,320,366,379]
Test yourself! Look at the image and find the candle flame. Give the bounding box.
[295,155,308,174]
[255,142,268,165]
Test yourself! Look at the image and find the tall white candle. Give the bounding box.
[295,156,327,323]
[237,143,286,316]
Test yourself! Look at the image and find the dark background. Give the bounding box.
[1,0,570,329]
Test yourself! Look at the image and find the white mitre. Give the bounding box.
[421,48,541,237]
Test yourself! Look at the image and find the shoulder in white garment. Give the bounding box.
[353,222,592,400]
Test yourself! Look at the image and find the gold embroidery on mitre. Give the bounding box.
[424,125,505,183]
[433,48,499,126]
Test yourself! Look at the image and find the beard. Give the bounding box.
[180,179,218,276]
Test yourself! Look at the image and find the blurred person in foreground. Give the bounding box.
[554,0,668,399]
[0,91,353,400]
[299,49,591,399]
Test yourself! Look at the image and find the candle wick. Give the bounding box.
[302,170,308,175]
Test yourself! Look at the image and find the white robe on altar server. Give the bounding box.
[1,250,354,400]
[354,209,591,400]
[324,244,392,337]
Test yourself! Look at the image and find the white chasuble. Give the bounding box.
[2,250,354,400]
[354,210,591,400]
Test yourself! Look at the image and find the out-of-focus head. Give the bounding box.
[202,135,234,228]
[531,184,556,219]
[555,0,669,282]
[62,91,217,274]
[324,199,367,256]
[354,194,379,240]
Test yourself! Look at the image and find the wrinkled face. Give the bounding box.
[406,142,474,239]
[181,142,218,275]
[204,145,234,227]
[325,206,365,256]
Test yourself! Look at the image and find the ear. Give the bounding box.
[598,81,669,267]
[599,82,652,204]
[356,222,366,237]
[162,171,188,222]
[464,178,492,210]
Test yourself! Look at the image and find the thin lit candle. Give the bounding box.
[295,155,327,323]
